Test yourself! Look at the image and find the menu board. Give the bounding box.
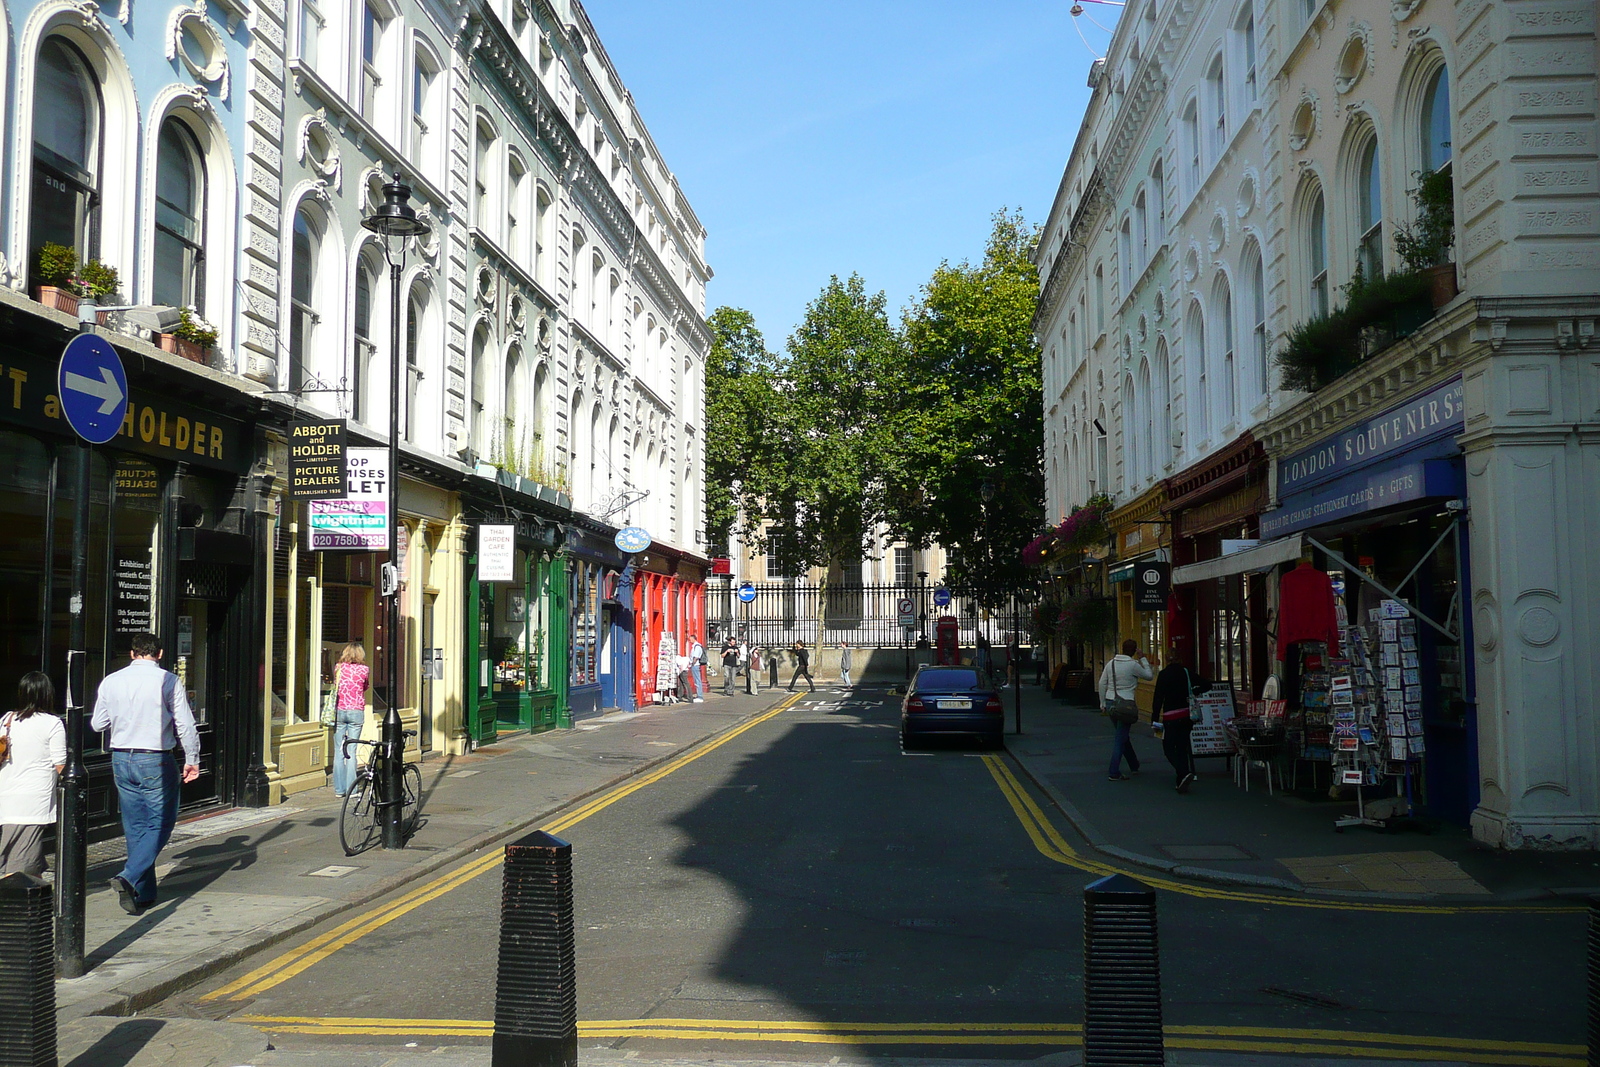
[1190,689,1237,756]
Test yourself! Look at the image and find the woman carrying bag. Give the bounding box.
[1099,640,1154,781]
[0,673,67,876]
[1151,649,1208,793]
[325,643,371,797]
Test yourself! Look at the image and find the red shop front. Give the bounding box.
[633,550,708,706]
[1162,433,1271,703]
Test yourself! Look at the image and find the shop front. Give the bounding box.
[632,547,707,707]
[565,522,626,719]
[464,514,567,744]
[1259,375,1474,824]
[1106,485,1169,715]
[1162,434,1270,705]
[0,311,263,828]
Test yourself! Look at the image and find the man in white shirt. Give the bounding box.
[91,632,201,914]
[686,637,706,702]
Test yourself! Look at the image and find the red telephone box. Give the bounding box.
[935,615,961,665]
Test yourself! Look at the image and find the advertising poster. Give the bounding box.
[309,448,389,550]
[1190,689,1237,756]
[478,524,516,582]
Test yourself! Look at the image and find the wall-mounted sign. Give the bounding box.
[288,419,348,499]
[737,582,757,603]
[309,448,389,550]
[113,555,153,634]
[1133,561,1170,611]
[478,524,517,582]
[1275,376,1464,497]
[615,526,652,554]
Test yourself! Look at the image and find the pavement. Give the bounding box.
[32,677,1594,1067]
[1001,683,1600,901]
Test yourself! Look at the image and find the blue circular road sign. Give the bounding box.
[58,334,128,444]
[737,582,757,603]
[933,586,952,607]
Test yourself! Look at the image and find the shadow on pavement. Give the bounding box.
[64,1018,166,1067]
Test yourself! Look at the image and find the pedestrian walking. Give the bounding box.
[1152,650,1207,793]
[91,632,201,914]
[722,639,740,696]
[786,640,815,693]
[329,643,371,799]
[837,641,853,690]
[688,636,707,702]
[0,672,66,877]
[1098,639,1154,781]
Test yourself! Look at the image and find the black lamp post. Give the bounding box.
[361,177,430,850]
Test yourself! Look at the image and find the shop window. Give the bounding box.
[153,118,206,312]
[31,38,102,282]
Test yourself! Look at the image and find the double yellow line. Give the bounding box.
[981,754,1581,915]
[236,1014,1584,1065]
[205,695,799,1003]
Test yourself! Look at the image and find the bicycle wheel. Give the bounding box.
[401,763,423,837]
[339,772,380,855]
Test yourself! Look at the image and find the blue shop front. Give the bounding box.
[564,521,633,718]
[1260,375,1477,825]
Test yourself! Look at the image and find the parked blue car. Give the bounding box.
[901,666,1005,749]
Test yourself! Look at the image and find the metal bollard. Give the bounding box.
[492,831,577,1067]
[1083,873,1164,1066]
[0,872,57,1067]
[1589,897,1600,1067]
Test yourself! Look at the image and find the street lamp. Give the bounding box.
[361,177,430,850]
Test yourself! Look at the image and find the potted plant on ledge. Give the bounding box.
[156,306,219,364]
[1394,168,1457,308]
[34,243,122,318]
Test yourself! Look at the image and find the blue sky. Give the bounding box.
[585,1,1116,351]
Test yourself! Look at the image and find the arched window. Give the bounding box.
[1243,243,1267,397]
[589,403,603,504]
[1186,302,1208,443]
[1357,136,1383,278]
[1308,185,1329,316]
[412,44,440,170]
[1154,339,1172,465]
[1206,54,1227,159]
[1235,4,1257,105]
[1422,66,1452,174]
[470,324,489,450]
[607,271,622,350]
[572,228,589,320]
[288,204,324,394]
[534,185,552,286]
[153,118,206,310]
[297,0,325,69]
[1093,266,1105,334]
[1182,99,1200,195]
[1215,276,1236,426]
[589,249,604,330]
[507,153,530,264]
[1134,189,1148,269]
[1137,358,1154,483]
[1119,218,1133,292]
[474,119,496,233]
[1149,160,1165,243]
[31,37,101,273]
[405,287,424,442]
[352,251,379,422]
[503,343,523,457]
[360,1,388,122]
[1125,372,1140,488]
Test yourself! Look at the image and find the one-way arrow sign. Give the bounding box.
[58,334,128,444]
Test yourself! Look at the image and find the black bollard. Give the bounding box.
[492,831,577,1067]
[1083,873,1164,1066]
[1589,897,1600,1067]
[0,872,57,1067]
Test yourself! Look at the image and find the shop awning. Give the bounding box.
[1171,534,1303,585]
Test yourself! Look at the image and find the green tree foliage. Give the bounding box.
[704,307,782,547]
[888,209,1044,604]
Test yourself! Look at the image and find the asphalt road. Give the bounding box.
[161,689,1585,1063]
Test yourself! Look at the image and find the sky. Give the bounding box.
[583,1,1118,351]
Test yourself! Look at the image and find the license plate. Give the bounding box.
[936,699,971,710]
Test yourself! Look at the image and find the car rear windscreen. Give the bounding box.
[917,669,979,690]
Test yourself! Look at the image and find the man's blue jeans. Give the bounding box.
[111,751,180,906]
[690,665,705,699]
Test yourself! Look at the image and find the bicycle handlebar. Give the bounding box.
[341,733,418,758]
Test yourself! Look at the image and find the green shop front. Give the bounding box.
[464,514,568,744]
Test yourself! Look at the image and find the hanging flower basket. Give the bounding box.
[1058,494,1114,551]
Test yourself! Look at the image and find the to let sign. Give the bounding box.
[478,524,516,582]
[309,448,389,550]
[288,419,348,499]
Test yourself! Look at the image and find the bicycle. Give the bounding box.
[339,731,422,855]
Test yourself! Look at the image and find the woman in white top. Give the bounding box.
[0,672,67,876]
[1099,639,1155,780]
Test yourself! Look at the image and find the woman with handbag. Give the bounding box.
[0,673,66,876]
[327,643,371,797]
[1151,650,1208,793]
[1099,639,1154,781]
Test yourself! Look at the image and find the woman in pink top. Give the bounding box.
[331,643,370,796]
